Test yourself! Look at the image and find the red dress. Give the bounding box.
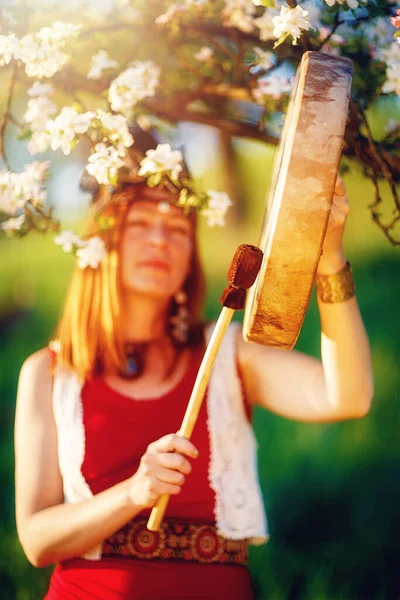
[45,344,254,600]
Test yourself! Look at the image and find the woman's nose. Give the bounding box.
[147,223,169,247]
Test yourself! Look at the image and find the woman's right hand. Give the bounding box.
[128,433,199,509]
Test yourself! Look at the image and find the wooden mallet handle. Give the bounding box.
[147,244,263,532]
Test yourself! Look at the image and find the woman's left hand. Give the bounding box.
[317,176,350,275]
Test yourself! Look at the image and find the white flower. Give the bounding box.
[223,0,256,33]
[3,22,79,78]
[54,230,84,253]
[76,237,106,269]
[208,190,233,212]
[324,0,367,8]
[253,7,278,41]
[97,110,134,153]
[73,111,96,134]
[194,46,214,61]
[46,107,95,155]
[88,49,119,79]
[27,81,55,97]
[379,42,400,67]
[19,35,69,78]
[301,1,322,31]
[28,131,52,155]
[252,76,293,101]
[156,4,180,25]
[382,64,400,96]
[1,214,26,232]
[24,82,57,133]
[0,33,20,66]
[272,5,313,45]
[253,46,275,70]
[0,162,49,215]
[201,190,232,227]
[138,143,183,180]
[108,61,160,118]
[86,143,125,184]
[36,22,81,43]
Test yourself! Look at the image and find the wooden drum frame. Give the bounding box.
[243,51,353,349]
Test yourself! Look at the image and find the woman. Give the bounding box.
[14,141,374,599]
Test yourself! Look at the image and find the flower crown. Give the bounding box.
[1,132,232,270]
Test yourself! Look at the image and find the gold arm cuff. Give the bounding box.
[315,261,356,303]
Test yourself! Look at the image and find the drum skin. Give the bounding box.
[243,51,353,349]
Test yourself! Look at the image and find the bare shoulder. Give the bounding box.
[20,347,52,379]
[18,348,53,409]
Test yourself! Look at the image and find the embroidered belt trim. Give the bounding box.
[102,519,248,565]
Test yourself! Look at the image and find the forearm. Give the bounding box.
[19,477,143,568]
[317,252,374,419]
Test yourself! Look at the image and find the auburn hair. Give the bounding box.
[54,185,206,380]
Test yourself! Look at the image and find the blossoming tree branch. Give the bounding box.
[0,0,399,266]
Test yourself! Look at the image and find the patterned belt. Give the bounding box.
[102,519,248,565]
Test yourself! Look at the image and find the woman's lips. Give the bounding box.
[138,260,171,271]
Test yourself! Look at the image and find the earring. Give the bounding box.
[170,290,190,344]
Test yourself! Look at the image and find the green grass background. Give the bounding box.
[1,142,399,599]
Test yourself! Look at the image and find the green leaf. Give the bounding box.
[16,129,33,141]
[109,173,118,187]
[178,189,188,206]
[258,0,275,6]
[147,173,162,188]
[394,31,400,39]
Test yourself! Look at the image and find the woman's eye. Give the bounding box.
[169,225,189,235]
[127,220,149,229]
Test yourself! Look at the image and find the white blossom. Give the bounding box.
[0,33,20,66]
[301,1,322,31]
[88,49,119,79]
[156,4,180,24]
[382,64,400,96]
[138,144,183,180]
[223,0,256,33]
[54,229,85,252]
[24,81,57,134]
[253,7,278,41]
[108,61,160,118]
[76,237,106,269]
[253,46,275,70]
[28,131,52,155]
[36,22,81,43]
[194,46,214,61]
[201,190,232,227]
[46,107,95,155]
[1,22,79,78]
[86,143,125,184]
[156,0,205,24]
[1,214,26,232]
[28,81,55,97]
[379,42,400,67]
[324,0,368,8]
[97,110,134,150]
[252,76,292,101]
[272,5,313,45]
[0,162,49,215]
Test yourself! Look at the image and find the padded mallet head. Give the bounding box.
[219,244,263,310]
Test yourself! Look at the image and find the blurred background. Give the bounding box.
[1,2,400,598]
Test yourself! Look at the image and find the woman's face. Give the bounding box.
[120,196,193,300]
